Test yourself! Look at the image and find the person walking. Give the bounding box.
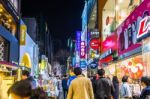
[30,87,48,99]
[95,69,115,99]
[62,75,68,99]
[22,70,37,89]
[120,76,132,99]
[140,76,150,99]
[112,76,119,99]
[8,80,32,99]
[67,69,76,87]
[67,67,94,99]
[91,75,97,98]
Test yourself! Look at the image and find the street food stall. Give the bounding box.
[0,61,18,99]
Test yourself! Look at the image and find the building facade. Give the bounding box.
[0,0,20,63]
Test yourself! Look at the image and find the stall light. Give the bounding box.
[8,19,12,23]
[115,5,119,11]
[119,0,123,3]
[0,8,3,12]
[92,14,96,17]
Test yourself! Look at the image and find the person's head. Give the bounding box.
[22,70,30,80]
[97,69,105,77]
[113,76,119,83]
[8,80,32,99]
[141,76,150,87]
[74,67,82,76]
[122,75,129,83]
[63,75,67,78]
[30,87,48,99]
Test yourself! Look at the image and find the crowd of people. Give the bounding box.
[7,68,150,99]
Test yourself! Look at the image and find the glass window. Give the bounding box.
[102,0,142,41]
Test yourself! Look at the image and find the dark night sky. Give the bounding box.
[21,0,84,50]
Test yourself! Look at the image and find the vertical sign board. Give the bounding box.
[20,25,27,45]
[80,41,86,58]
[76,31,81,54]
[75,31,81,65]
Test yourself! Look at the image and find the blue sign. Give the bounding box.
[90,63,97,69]
[76,31,81,52]
[80,61,86,68]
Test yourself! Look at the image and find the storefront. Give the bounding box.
[0,1,19,63]
[101,0,150,79]
[102,0,143,41]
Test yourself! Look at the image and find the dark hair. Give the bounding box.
[122,76,128,83]
[8,80,32,97]
[113,76,119,83]
[22,70,30,77]
[74,67,82,76]
[97,69,105,76]
[63,75,67,77]
[141,76,150,86]
[30,87,48,99]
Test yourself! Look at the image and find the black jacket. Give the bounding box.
[95,77,115,99]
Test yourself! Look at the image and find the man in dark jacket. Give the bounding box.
[95,69,115,99]
[62,75,68,99]
[140,76,150,99]
[22,70,37,89]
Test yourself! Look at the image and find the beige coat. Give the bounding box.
[67,75,94,99]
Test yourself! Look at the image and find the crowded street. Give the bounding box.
[0,0,150,99]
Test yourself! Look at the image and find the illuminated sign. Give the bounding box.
[80,41,86,58]
[20,25,27,45]
[137,16,150,39]
[76,31,81,52]
[80,61,86,68]
[90,39,100,50]
[90,31,99,39]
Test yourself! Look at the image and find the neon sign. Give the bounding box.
[80,41,86,58]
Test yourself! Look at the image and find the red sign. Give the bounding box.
[90,39,100,50]
[137,16,150,39]
[80,41,86,58]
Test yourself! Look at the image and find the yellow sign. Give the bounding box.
[20,25,27,45]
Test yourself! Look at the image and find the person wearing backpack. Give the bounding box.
[140,76,150,99]
[120,76,132,99]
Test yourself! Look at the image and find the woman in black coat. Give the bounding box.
[112,76,119,99]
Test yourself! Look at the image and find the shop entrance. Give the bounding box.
[142,38,150,76]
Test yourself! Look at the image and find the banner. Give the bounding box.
[117,0,150,55]
[20,24,27,45]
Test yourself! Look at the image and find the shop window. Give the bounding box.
[142,38,150,76]
[102,0,142,41]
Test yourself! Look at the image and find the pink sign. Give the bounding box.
[102,33,118,53]
[117,0,150,55]
[80,41,86,58]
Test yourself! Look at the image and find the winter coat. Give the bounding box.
[67,75,94,99]
[95,77,115,99]
[140,86,150,99]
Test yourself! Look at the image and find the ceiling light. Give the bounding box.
[119,0,123,3]
[115,5,119,11]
